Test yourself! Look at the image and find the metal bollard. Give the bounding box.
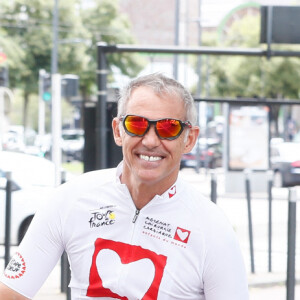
[59,170,71,299]
[61,251,68,293]
[4,171,12,269]
[61,251,71,298]
[267,170,273,273]
[66,265,71,300]
[210,170,217,204]
[286,188,297,300]
[244,169,255,274]
[61,170,66,185]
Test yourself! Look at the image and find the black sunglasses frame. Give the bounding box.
[120,114,192,140]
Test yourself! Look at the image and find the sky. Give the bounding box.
[200,0,300,27]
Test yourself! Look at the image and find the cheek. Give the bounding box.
[163,140,186,158]
[121,136,137,153]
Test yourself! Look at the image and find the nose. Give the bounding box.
[141,124,161,148]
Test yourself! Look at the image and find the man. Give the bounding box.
[0,73,248,299]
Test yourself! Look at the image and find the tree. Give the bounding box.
[0,28,25,72]
[0,0,143,131]
[199,13,300,136]
[212,14,300,98]
[79,0,144,98]
[0,0,84,130]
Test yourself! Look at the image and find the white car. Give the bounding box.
[271,142,300,187]
[0,151,56,245]
[61,129,84,162]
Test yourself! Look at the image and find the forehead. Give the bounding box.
[126,86,186,119]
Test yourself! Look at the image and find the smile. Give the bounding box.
[139,155,162,162]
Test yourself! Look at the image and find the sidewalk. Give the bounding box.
[2,168,300,299]
[182,168,300,300]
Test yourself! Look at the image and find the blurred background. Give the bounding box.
[1,0,300,174]
[1,0,300,299]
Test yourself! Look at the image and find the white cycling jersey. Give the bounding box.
[1,162,248,300]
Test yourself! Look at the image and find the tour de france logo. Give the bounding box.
[89,207,116,228]
[4,252,26,279]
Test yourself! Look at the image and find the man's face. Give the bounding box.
[112,86,199,191]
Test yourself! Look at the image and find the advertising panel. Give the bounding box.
[229,105,269,170]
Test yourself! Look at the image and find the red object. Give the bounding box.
[291,160,300,167]
[0,52,7,64]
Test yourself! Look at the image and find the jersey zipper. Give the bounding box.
[132,209,140,223]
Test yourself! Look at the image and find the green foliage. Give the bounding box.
[223,14,260,47]
[80,0,144,88]
[0,0,143,130]
[201,14,300,100]
[9,90,74,132]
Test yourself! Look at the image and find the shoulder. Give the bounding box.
[47,168,117,208]
[178,180,234,232]
[35,168,118,227]
[178,180,215,212]
[61,167,117,191]
[68,167,116,185]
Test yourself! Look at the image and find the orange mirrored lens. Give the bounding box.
[124,116,148,135]
[157,119,181,138]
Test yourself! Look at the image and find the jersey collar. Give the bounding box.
[115,161,182,203]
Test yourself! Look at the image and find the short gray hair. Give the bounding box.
[117,73,197,125]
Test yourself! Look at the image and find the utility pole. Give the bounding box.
[173,0,180,80]
[51,0,59,75]
[38,69,46,137]
[0,87,4,150]
[196,0,203,173]
[0,87,14,150]
[52,73,62,186]
[51,0,62,186]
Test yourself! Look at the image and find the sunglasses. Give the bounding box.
[120,115,192,140]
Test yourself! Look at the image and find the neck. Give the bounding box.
[119,161,179,209]
[122,177,160,209]
[120,174,175,210]
[131,184,156,210]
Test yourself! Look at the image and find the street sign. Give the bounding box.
[0,53,7,64]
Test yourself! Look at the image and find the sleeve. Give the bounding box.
[202,209,249,300]
[0,188,65,299]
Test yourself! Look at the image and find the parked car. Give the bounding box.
[2,131,25,153]
[61,129,84,162]
[271,142,300,187]
[180,138,222,170]
[2,126,37,153]
[0,151,56,245]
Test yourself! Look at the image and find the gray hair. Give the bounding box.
[117,73,197,125]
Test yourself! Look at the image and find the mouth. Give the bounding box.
[139,154,163,162]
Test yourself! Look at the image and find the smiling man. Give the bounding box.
[0,73,248,300]
[113,81,198,209]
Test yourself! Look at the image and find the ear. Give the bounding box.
[183,126,200,154]
[112,117,123,146]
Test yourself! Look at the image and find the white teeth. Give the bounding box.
[140,155,162,162]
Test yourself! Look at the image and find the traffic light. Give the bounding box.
[0,67,9,87]
[61,74,79,99]
[42,73,51,101]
